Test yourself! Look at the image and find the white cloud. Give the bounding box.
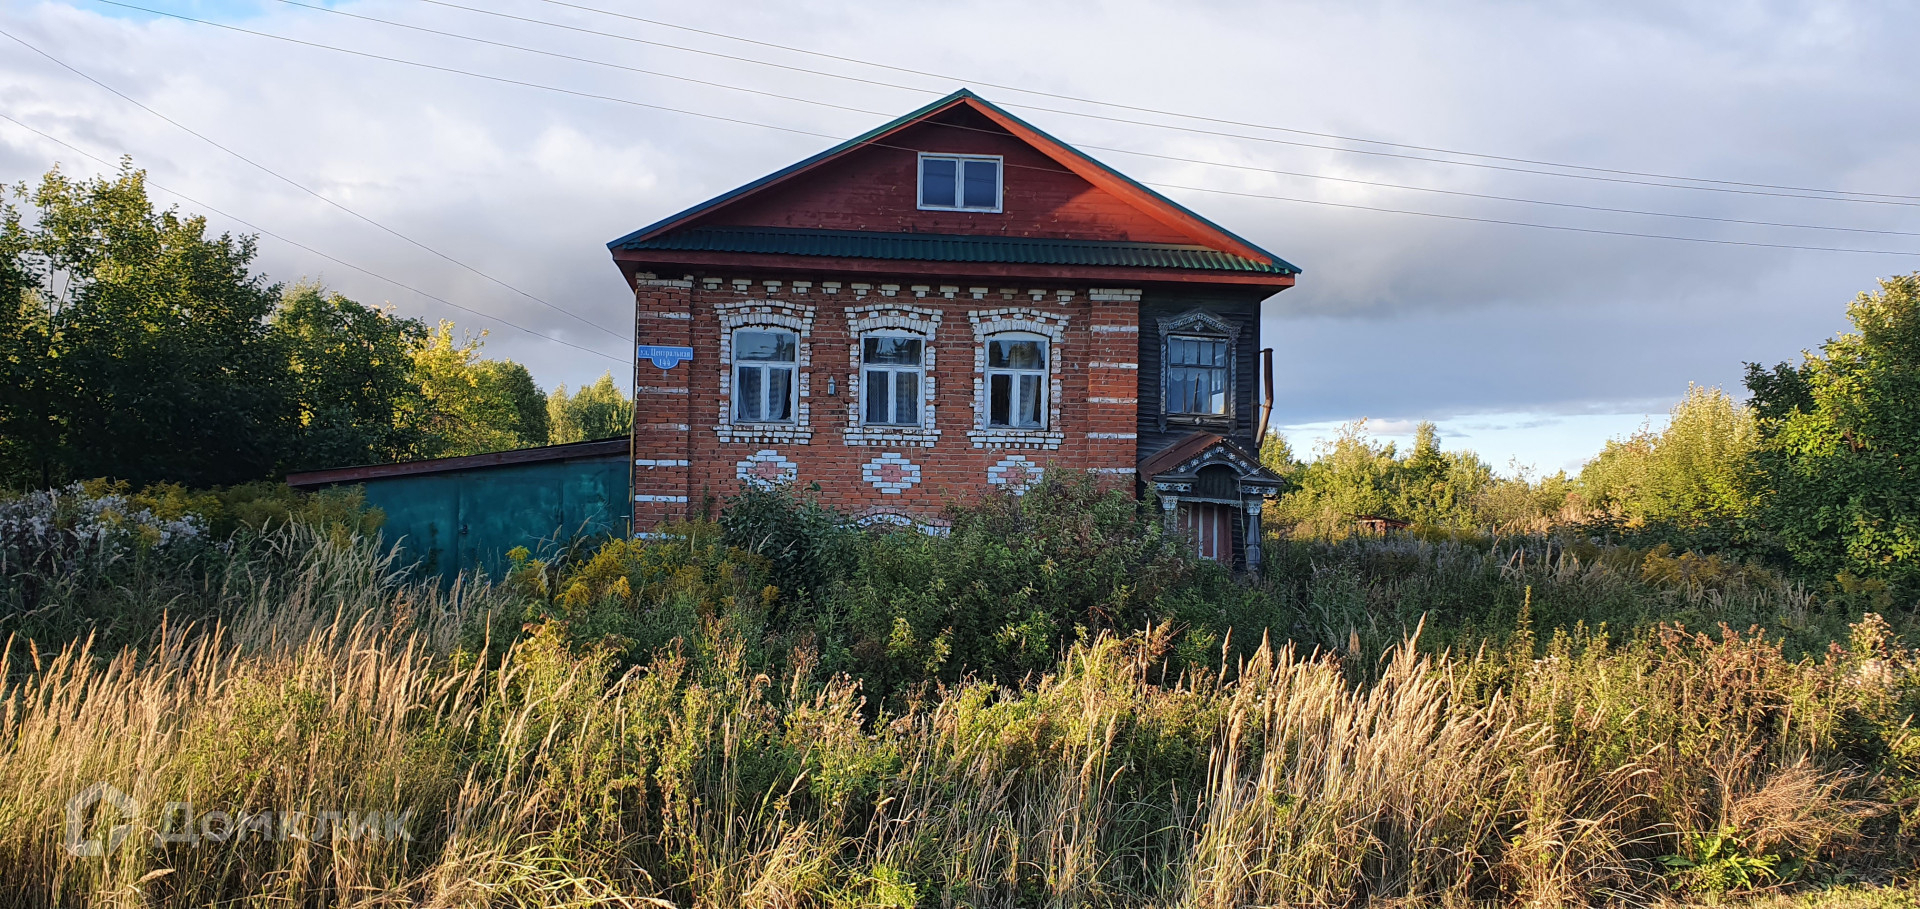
[2,0,1915,468]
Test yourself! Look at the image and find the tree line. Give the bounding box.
[0,162,629,489]
[1264,272,1920,597]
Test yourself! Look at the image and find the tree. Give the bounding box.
[407,322,548,458]
[272,282,429,469]
[1258,432,1297,477]
[1,163,291,488]
[546,372,632,444]
[1746,273,1920,590]
[1578,384,1759,529]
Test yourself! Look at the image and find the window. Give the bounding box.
[919,154,1001,211]
[733,329,796,423]
[1167,335,1229,416]
[986,335,1047,429]
[862,336,924,426]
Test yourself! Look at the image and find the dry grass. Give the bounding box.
[0,530,1912,907]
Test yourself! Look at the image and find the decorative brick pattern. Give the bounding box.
[736,449,798,488]
[843,304,942,448]
[715,301,815,444]
[854,507,952,536]
[633,273,1147,534]
[987,454,1045,493]
[861,452,921,494]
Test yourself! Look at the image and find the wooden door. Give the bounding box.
[1179,502,1235,563]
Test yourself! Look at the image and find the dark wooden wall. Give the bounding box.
[1135,287,1271,460]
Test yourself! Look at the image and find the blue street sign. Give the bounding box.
[636,345,694,370]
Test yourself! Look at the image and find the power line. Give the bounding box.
[262,0,1920,238]
[472,0,1920,203]
[1151,180,1920,257]
[50,1,1920,258]
[0,110,631,365]
[0,24,632,347]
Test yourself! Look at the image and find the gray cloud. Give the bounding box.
[2,0,1916,465]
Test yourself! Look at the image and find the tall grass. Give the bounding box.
[0,527,1914,907]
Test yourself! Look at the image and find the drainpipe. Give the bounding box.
[1256,348,1275,448]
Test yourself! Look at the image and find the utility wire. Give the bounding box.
[0,110,631,365]
[432,0,1920,203]
[47,1,1920,258]
[264,0,1920,237]
[0,24,632,346]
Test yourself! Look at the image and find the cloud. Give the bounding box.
[2,0,1914,468]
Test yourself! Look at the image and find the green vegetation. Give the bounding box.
[549,372,636,445]
[1,481,1917,907]
[0,163,629,489]
[4,163,1920,905]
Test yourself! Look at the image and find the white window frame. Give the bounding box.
[917,153,1004,213]
[984,332,1049,430]
[731,327,799,424]
[860,333,926,427]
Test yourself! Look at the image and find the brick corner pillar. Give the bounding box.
[1085,288,1143,492]
[631,273,695,535]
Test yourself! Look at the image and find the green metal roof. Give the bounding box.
[618,226,1298,275]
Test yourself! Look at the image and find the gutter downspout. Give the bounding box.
[1256,348,1274,449]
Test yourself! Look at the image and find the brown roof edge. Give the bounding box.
[286,438,631,489]
[1138,431,1227,478]
[1138,431,1284,484]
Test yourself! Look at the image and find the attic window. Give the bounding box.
[919,154,1001,212]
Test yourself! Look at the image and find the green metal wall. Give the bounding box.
[355,452,630,583]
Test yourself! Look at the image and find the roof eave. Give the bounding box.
[611,247,1298,288]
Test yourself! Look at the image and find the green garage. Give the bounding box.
[287,438,631,583]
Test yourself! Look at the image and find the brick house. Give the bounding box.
[611,90,1296,567]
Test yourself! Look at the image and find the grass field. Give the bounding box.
[1,483,1916,907]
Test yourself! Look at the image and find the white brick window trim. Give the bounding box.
[844,304,943,448]
[634,494,690,503]
[715,301,815,444]
[635,458,690,467]
[968,308,1069,450]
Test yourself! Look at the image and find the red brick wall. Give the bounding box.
[629,273,1141,533]
[687,107,1199,245]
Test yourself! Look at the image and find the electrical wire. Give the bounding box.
[0,110,632,365]
[258,0,1920,236]
[58,0,1920,258]
[438,0,1920,202]
[0,24,633,346]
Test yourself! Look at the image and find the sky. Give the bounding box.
[3,0,1917,474]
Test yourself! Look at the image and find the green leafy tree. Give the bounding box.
[1,164,290,487]
[1745,273,1920,590]
[272,282,429,469]
[1579,384,1759,528]
[546,371,633,444]
[1273,421,1567,536]
[0,198,56,486]
[407,321,548,457]
[1258,432,1297,477]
